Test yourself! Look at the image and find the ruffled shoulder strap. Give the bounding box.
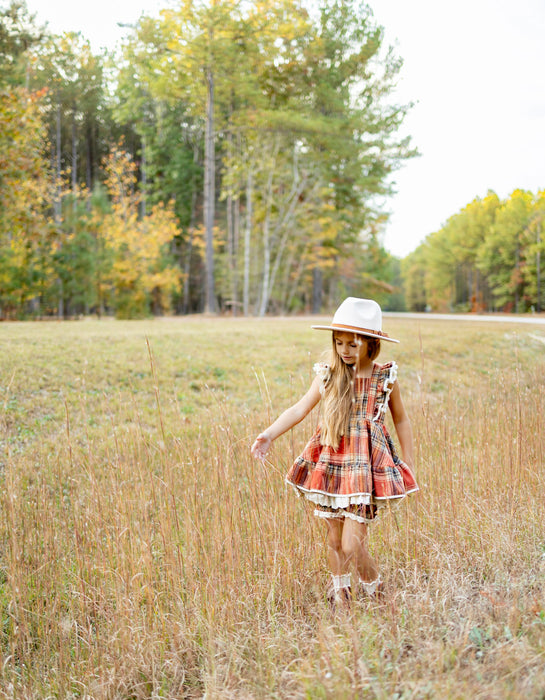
[313,362,331,396]
[380,361,398,388]
[371,361,398,422]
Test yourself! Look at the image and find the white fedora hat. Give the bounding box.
[311,297,399,343]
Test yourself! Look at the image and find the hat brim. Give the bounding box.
[311,325,399,343]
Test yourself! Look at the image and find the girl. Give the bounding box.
[251,297,418,605]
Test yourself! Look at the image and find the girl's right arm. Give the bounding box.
[251,375,322,461]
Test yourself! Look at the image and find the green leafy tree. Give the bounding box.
[453,192,500,311]
[28,32,110,196]
[114,21,204,311]
[118,0,414,315]
[401,243,428,312]
[522,191,545,312]
[425,192,501,312]
[99,146,182,318]
[477,190,534,311]
[0,87,51,317]
[0,0,44,87]
[407,189,545,314]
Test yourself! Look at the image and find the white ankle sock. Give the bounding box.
[359,576,381,595]
[332,573,351,591]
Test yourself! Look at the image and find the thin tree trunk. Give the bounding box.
[286,255,306,310]
[204,67,216,313]
[226,102,239,315]
[183,202,197,315]
[225,134,240,315]
[141,134,147,218]
[226,191,239,315]
[515,242,520,313]
[258,194,272,316]
[183,144,200,315]
[55,101,62,222]
[243,168,252,316]
[71,103,77,201]
[537,222,541,312]
[258,139,280,317]
[266,174,307,305]
[232,194,240,315]
[86,122,93,195]
[280,246,296,312]
[312,267,323,313]
[56,100,64,319]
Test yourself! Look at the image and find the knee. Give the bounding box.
[341,540,357,561]
[327,525,343,554]
[341,531,366,560]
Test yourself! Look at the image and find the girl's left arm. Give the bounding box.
[251,376,322,462]
[388,381,415,468]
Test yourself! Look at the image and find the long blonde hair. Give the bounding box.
[320,333,381,449]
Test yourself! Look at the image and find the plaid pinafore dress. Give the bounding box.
[285,361,419,523]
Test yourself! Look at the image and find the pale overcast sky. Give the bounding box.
[24,0,545,258]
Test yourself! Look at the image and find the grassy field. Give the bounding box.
[1,315,545,699]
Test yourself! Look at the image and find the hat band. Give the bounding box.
[331,323,389,338]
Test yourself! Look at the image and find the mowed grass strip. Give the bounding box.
[1,316,545,699]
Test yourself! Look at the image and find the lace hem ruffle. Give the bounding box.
[314,509,377,524]
[287,480,417,507]
[295,485,372,508]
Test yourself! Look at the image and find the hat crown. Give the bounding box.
[331,297,382,334]
[310,297,399,342]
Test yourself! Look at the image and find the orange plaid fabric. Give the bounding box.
[285,361,419,523]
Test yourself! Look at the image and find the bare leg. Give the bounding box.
[324,518,352,606]
[341,518,378,583]
[325,518,347,575]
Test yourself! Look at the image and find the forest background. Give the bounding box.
[1,0,544,320]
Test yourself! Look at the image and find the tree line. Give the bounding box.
[402,190,545,314]
[0,0,414,319]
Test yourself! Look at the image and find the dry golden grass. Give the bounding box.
[1,315,545,698]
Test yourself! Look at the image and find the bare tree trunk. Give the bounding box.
[280,246,296,311]
[141,134,147,218]
[226,191,239,315]
[258,185,272,317]
[225,106,239,315]
[287,255,306,310]
[55,101,62,222]
[258,139,280,317]
[243,168,252,316]
[86,122,93,195]
[537,221,542,312]
[515,242,520,313]
[56,100,64,319]
[312,266,323,312]
[232,193,240,315]
[182,207,196,315]
[71,104,77,200]
[266,173,307,306]
[183,144,200,315]
[204,67,216,313]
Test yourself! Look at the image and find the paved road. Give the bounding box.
[384,312,545,326]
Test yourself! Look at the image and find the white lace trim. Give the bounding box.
[359,576,382,594]
[372,361,398,422]
[288,480,418,505]
[288,482,372,507]
[314,509,377,524]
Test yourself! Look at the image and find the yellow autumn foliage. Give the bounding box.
[100,146,182,316]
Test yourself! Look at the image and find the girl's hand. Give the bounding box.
[251,432,272,461]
